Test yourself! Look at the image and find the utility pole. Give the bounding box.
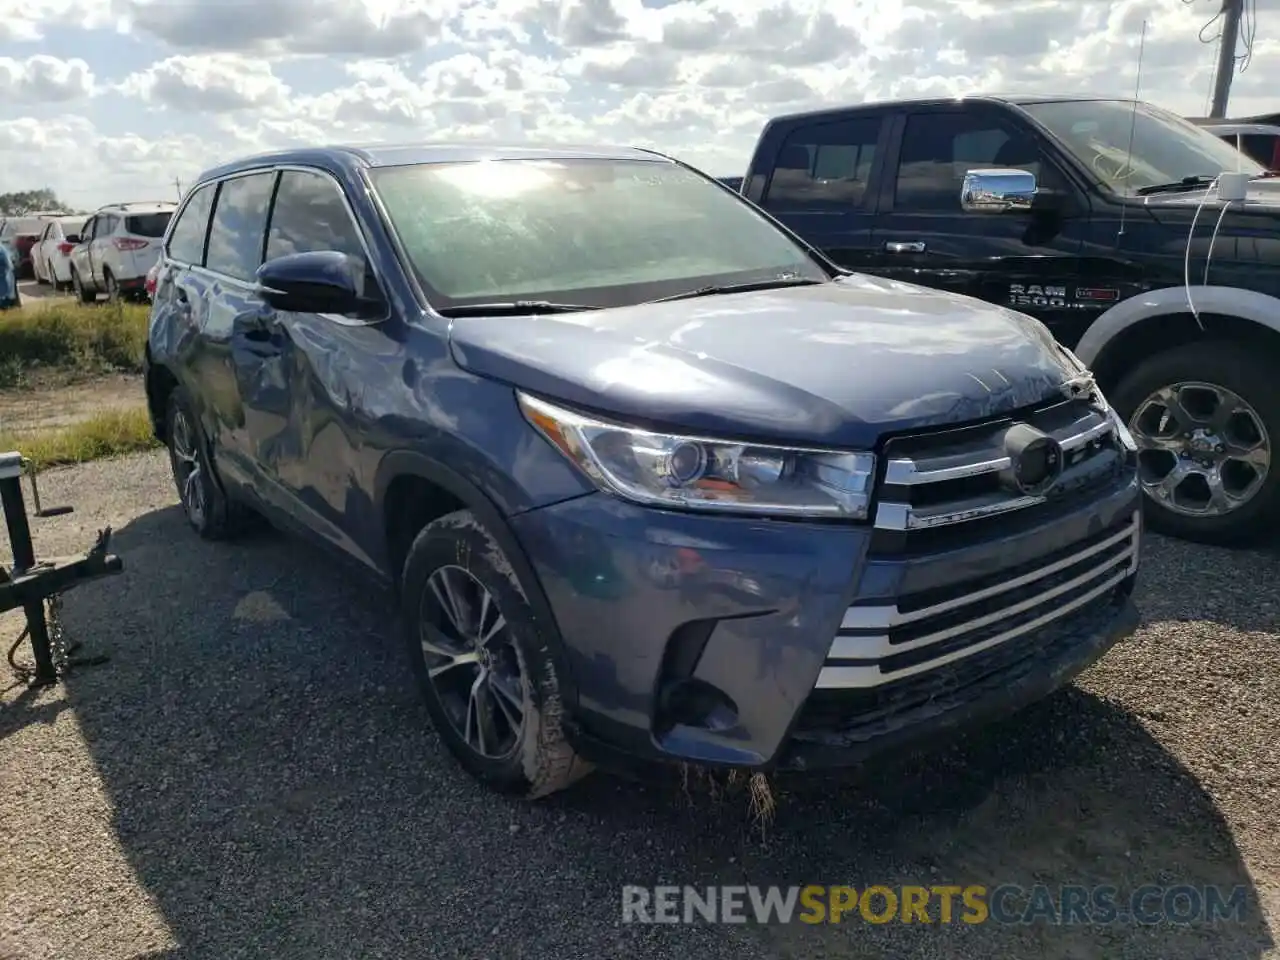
[1209,0,1244,118]
[172,176,183,202]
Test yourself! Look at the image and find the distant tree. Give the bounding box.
[0,189,71,216]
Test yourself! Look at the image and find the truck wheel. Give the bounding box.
[401,509,592,798]
[1111,340,1280,546]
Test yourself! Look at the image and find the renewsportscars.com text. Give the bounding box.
[621,884,1250,926]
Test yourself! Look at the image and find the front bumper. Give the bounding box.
[510,473,1142,773]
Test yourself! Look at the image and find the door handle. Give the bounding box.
[884,241,926,253]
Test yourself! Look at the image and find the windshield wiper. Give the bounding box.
[436,300,601,317]
[1135,176,1219,196]
[646,275,826,304]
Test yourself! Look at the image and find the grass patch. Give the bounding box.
[0,301,149,388]
[0,406,161,468]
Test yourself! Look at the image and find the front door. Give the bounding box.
[243,167,387,571]
[88,214,115,287]
[870,104,1094,347]
[754,112,891,274]
[72,216,97,287]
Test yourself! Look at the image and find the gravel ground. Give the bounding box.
[1,451,1277,959]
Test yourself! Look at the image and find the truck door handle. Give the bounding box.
[885,241,926,253]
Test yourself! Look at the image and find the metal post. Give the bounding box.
[1210,0,1244,119]
[0,453,56,683]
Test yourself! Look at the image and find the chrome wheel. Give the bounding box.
[418,565,525,760]
[170,407,206,526]
[1129,380,1271,518]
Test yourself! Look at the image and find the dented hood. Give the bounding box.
[446,273,1080,450]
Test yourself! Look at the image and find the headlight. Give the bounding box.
[519,393,875,518]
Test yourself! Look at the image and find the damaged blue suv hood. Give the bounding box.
[446,272,1079,449]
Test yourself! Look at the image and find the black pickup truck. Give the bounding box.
[734,94,1280,547]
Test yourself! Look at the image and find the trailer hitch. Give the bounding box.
[1,451,123,686]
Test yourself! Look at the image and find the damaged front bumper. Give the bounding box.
[510,476,1142,776]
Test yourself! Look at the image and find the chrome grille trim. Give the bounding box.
[873,402,1119,532]
[883,416,1113,486]
[815,511,1139,690]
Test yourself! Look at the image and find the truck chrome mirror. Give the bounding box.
[960,168,1037,213]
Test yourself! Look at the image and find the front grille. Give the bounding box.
[812,510,1140,692]
[791,578,1132,746]
[870,397,1130,556]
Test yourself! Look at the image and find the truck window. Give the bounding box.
[894,113,1045,213]
[762,118,880,211]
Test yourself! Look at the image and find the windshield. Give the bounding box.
[1021,99,1265,195]
[369,158,827,308]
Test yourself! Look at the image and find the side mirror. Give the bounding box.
[256,250,362,315]
[960,168,1037,213]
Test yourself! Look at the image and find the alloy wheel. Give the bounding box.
[418,564,526,760]
[169,407,207,527]
[1129,380,1271,517]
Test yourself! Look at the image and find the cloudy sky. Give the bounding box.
[2,0,1278,210]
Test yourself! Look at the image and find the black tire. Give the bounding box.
[401,509,592,798]
[1110,340,1280,546]
[71,269,94,304]
[104,270,119,303]
[164,385,239,540]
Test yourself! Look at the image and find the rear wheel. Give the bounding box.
[401,509,592,798]
[165,386,239,540]
[1111,340,1280,546]
[104,270,119,303]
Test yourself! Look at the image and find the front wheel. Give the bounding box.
[1111,340,1280,546]
[71,269,94,304]
[401,509,592,798]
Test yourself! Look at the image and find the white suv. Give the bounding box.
[70,201,176,302]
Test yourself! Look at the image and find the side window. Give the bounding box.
[205,172,276,281]
[96,214,117,237]
[763,118,882,210]
[82,217,98,242]
[167,183,216,265]
[894,112,1052,213]
[265,170,366,270]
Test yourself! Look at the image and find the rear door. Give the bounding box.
[870,103,1094,345]
[754,112,891,273]
[195,171,281,495]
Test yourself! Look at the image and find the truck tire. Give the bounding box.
[1110,340,1280,546]
[400,509,592,798]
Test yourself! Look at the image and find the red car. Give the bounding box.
[0,216,50,280]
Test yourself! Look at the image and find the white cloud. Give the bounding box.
[118,55,290,113]
[0,56,95,103]
[1,0,1279,209]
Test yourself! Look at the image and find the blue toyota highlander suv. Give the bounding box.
[144,144,1143,798]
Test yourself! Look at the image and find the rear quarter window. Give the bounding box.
[125,213,173,237]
